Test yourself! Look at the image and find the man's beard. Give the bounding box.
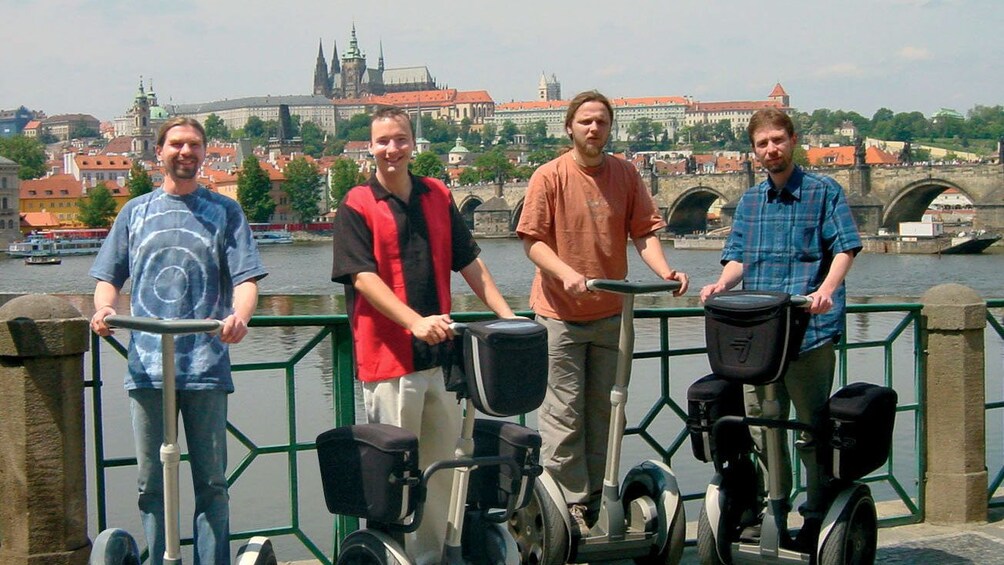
[171,163,199,179]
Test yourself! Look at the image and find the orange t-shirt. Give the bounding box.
[516,152,666,321]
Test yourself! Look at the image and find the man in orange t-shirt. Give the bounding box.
[516,90,689,531]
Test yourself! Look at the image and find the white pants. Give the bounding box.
[363,367,463,564]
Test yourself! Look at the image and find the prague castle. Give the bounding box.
[313,25,438,99]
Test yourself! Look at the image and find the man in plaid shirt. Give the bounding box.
[700,107,862,549]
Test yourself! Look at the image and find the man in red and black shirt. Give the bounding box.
[330,106,514,563]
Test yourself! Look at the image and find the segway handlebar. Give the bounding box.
[105,315,224,335]
[586,278,682,295]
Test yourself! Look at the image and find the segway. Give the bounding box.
[509,279,687,565]
[686,290,897,564]
[315,318,549,565]
[89,315,276,565]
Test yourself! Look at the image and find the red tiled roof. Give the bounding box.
[21,174,84,198]
[21,211,62,228]
[805,145,900,166]
[769,83,788,97]
[75,155,132,170]
[101,136,134,155]
[688,101,784,112]
[454,90,494,103]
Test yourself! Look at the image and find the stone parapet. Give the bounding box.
[0,294,91,564]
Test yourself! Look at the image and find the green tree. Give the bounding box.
[498,120,519,145]
[0,135,47,179]
[474,148,515,184]
[204,113,230,141]
[329,158,364,208]
[337,114,372,142]
[77,184,118,227]
[244,116,266,140]
[458,168,481,185]
[482,123,497,146]
[283,157,323,224]
[125,162,154,198]
[237,156,275,222]
[527,148,557,167]
[70,122,99,139]
[793,145,809,167]
[627,118,657,152]
[38,127,58,145]
[412,151,445,179]
[300,121,326,157]
[522,120,549,146]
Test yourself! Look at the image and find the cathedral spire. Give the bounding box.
[379,41,385,71]
[313,39,331,97]
[330,40,341,75]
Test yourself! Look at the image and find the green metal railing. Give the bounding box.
[87,304,927,562]
[986,299,1004,507]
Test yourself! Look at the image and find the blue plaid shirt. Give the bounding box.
[722,166,862,352]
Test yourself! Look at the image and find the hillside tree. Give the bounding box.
[0,135,47,179]
[411,151,445,179]
[237,156,275,223]
[77,184,118,227]
[329,158,365,208]
[126,161,154,198]
[204,113,230,141]
[283,156,323,224]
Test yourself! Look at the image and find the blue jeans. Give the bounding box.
[129,389,230,565]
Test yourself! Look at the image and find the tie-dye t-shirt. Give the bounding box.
[90,187,267,391]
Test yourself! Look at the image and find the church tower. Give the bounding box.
[538,72,561,101]
[313,40,332,97]
[768,82,790,108]
[340,24,368,98]
[130,78,154,160]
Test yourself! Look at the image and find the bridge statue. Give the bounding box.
[854,136,866,166]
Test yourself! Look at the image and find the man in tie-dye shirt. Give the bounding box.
[90,117,267,564]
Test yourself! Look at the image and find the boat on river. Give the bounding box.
[862,231,1001,255]
[24,254,62,265]
[7,228,108,257]
[253,229,294,245]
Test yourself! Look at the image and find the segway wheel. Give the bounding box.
[818,489,878,565]
[337,530,407,565]
[621,461,686,565]
[508,479,569,565]
[235,536,278,565]
[90,528,140,565]
[697,505,726,565]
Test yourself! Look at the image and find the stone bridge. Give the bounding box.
[451,162,1004,236]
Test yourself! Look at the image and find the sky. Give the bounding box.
[3,0,1002,123]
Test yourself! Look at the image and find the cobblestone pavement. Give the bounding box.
[676,515,1004,564]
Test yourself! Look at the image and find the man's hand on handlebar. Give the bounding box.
[664,270,689,296]
[411,314,455,345]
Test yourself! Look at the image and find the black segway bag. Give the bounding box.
[704,291,808,386]
[458,319,548,417]
[316,423,420,523]
[686,373,753,463]
[467,419,542,511]
[824,382,898,481]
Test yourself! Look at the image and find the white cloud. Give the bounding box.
[897,46,933,61]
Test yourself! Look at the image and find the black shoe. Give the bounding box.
[793,517,822,554]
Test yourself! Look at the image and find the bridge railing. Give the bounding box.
[85,302,939,562]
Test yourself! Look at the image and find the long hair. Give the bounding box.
[156,117,206,148]
[564,90,614,135]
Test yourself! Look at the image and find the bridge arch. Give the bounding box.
[510,198,525,232]
[457,195,483,231]
[665,185,728,235]
[881,178,973,229]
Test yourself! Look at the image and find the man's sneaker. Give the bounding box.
[568,504,590,536]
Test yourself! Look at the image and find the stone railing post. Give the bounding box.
[0,295,91,564]
[921,283,988,524]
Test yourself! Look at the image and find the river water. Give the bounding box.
[2,240,1003,561]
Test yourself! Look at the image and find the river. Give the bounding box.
[3,238,1003,303]
[2,239,1003,561]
